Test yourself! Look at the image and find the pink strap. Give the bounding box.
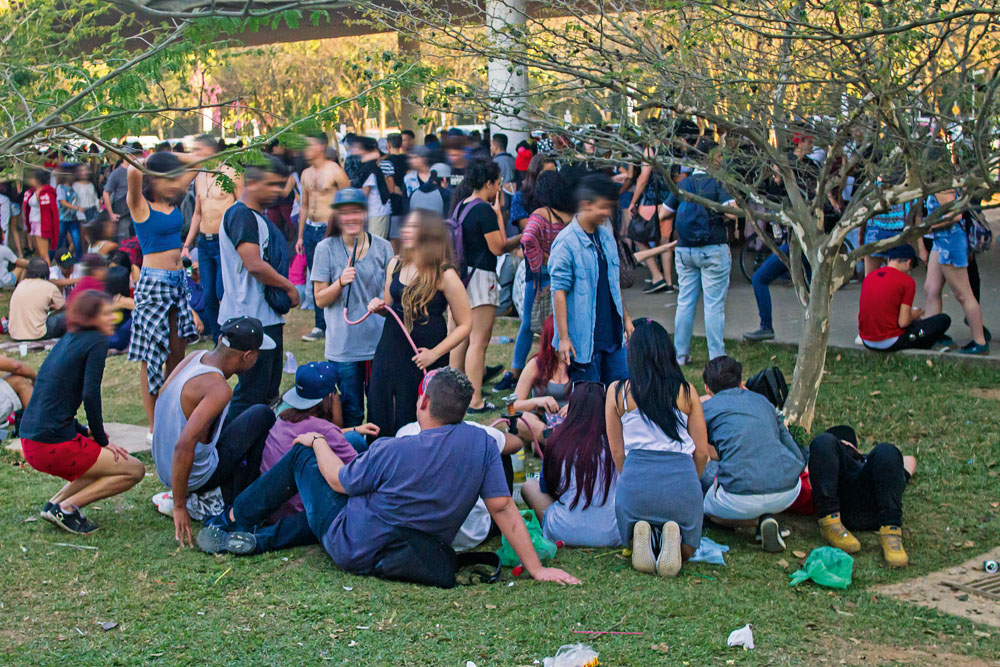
[343,306,425,375]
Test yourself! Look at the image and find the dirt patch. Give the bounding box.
[969,388,1000,401]
[821,637,998,666]
[874,546,1000,629]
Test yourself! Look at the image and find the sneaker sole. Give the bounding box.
[760,517,785,553]
[40,509,96,535]
[196,527,256,555]
[631,521,656,574]
[655,521,683,577]
[744,334,775,341]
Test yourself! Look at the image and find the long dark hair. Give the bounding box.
[529,170,573,214]
[619,318,689,441]
[521,154,556,213]
[532,315,559,394]
[542,382,615,511]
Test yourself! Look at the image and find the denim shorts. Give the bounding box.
[865,226,901,258]
[932,223,969,268]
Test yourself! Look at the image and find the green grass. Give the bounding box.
[2,304,1000,664]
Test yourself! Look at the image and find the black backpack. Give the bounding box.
[373,526,501,588]
[746,366,788,410]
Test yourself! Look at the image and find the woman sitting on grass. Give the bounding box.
[511,315,570,452]
[261,362,379,523]
[607,319,710,578]
[19,290,145,535]
[521,381,621,547]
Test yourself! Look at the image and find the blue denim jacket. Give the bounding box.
[547,219,624,364]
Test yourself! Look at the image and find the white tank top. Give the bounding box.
[621,407,696,456]
[28,192,40,224]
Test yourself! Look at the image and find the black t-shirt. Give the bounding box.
[587,231,622,353]
[224,202,261,248]
[387,154,408,186]
[459,200,500,272]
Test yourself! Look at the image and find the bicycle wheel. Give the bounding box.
[740,243,772,283]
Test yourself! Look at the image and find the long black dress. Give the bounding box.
[367,265,448,437]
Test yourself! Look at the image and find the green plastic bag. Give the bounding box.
[789,547,854,589]
[497,510,557,567]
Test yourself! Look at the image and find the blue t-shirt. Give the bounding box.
[587,231,621,353]
[323,422,509,573]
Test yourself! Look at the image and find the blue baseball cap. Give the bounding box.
[331,187,367,210]
[282,362,337,410]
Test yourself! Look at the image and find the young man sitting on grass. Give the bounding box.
[700,356,807,553]
[858,243,950,351]
[197,367,580,586]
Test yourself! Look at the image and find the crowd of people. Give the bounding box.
[6,122,963,586]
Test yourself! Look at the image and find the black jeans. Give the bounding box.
[865,314,951,352]
[809,433,908,529]
[195,404,276,504]
[228,324,284,425]
[231,444,348,554]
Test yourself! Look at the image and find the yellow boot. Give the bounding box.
[879,526,909,568]
[818,513,861,553]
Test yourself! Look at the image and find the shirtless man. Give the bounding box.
[151,316,277,548]
[296,132,349,342]
[182,135,242,342]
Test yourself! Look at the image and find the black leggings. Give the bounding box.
[809,433,908,529]
[864,314,951,351]
[196,404,276,504]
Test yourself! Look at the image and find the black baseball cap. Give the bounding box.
[146,151,184,176]
[219,316,276,351]
[885,244,918,264]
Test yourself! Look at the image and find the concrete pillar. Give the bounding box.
[487,0,529,148]
[397,33,425,143]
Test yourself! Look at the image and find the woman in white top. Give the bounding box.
[606,318,710,577]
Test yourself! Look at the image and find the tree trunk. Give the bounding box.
[784,256,836,431]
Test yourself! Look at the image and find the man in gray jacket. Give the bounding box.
[700,356,806,553]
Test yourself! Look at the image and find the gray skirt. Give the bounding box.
[615,449,703,548]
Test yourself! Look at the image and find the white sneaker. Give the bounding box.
[631,520,656,574]
[301,328,324,342]
[151,491,174,517]
[655,521,683,577]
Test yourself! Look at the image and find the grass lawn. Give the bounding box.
[2,302,1000,665]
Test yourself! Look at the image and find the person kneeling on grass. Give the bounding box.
[196,368,581,586]
[700,356,807,552]
[858,244,950,351]
[151,316,277,548]
[20,291,144,535]
[521,381,622,548]
[809,425,915,568]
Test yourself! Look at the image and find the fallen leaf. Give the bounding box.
[963,540,975,548]
[869,390,881,396]
[974,631,991,638]
[98,621,118,631]
[835,354,841,361]
[793,550,808,559]
[926,359,933,368]
[777,558,790,569]
[485,604,497,609]
[23,516,37,523]
[650,643,670,653]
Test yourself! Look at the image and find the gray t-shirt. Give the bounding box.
[103,165,128,203]
[218,201,284,327]
[310,233,393,362]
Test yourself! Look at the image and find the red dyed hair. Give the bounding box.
[532,315,558,395]
[66,290,110,332]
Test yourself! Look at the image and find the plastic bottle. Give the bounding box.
[511,449,526,503]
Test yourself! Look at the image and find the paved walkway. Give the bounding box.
[624,218,1000,363]
[6,423,151,457]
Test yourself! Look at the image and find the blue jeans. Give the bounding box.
[569,346,628,383]
[752,243,812,330]
[231,444,348,554]
[108,314,132,351]
[62,219,80,258]
[197,235,223,341]
[344,430,369,455]
[303,224,327,331]
[674,245,731,360]
[513,270,549,371]
[329,360,366,428]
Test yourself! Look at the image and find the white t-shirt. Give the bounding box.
[363,172,392,218]
[0,245,17,287]
[395,420,506,551]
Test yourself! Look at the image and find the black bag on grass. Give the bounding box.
[746,366,788,410]
[373,526,501,588]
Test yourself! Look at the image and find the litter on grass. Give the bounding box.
[542,643,599,667]
[789,547,854,589]
[727,624,754,650]
[689,537,729,565]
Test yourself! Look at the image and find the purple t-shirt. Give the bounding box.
[260,416,358,520]
[323,422,509,573]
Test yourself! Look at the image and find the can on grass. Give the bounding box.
[985,560,999,574]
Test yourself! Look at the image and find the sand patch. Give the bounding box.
[969,388,1000,401]
[819,637,998,666]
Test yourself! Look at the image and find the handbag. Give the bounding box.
[964,209,993,253]
[530,277,552,334]
[627,208,661,245]
[617,236,637,289]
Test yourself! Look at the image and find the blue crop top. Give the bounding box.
[134,204,184,254]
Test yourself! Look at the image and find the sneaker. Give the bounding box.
[744,327,775,342]
[40,501,54,518]
[934,335,956,350]
[818,513,860,553]
[662,283,676,293]
[757,515,786,552]
[493,371,517,392]
[878,525,908,568]
[466,401,498,415]
[643,280,669,295]
[42,504,98,535]
[151,491,174,517]
[655,521,683,577]
[203,507,235,531]
[482,364,504,385]
[958,340,989,355]
[196,526,258,555]
[301,328,324,342]
[754,524,791,542]
[676,354,690,366]
[630,520,656,574]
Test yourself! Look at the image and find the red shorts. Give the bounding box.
[22,434,103,482]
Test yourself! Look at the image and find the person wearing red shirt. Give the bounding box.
[22,169,59,264]
[858,244,950,351]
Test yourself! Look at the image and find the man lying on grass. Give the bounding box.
[197,367,581,585]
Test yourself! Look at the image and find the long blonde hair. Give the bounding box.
[399,210,453,331]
